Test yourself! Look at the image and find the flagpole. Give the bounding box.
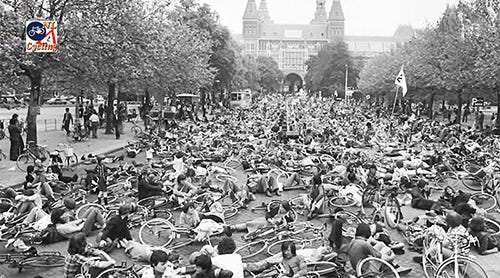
[392,86,399,115]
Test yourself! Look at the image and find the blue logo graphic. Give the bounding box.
[26,21,46,41]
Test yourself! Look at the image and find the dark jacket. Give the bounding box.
[101,215,131,241]
[138,179,163,200]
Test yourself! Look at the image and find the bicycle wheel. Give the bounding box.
[307,261,338,276]
[67,153,78,166]
[329,195,356,208]
[384,196,402,229]
[19,254,65,268]
[76,203,105,220]
[139,218,175,247]
[356,257,400,278]
[131,126,142,137]
[234,240,267,260]
[484,218,500,236]
[463,162,483,175]
[471,193,497,211]
[17,153,34,172]
[334,211,363,238]
[216,174,238,183]
[97,267,140,278]
[422,235,441,278]
[267,238,324,256]
[361,188,381,216]
[462,175,484,191]
[435,256,487,278]
[224,158,241,170]
[223,206,238,219]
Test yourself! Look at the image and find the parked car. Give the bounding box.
[47,97,68,105]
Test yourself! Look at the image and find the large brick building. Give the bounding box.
[241,0,414,90]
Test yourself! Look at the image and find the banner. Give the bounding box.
[394,66,408,97]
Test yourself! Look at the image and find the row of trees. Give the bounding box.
[358,0,499,125]
[0,0,282,143]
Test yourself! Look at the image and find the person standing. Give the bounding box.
[113,112,120,139]
[62,108,73,135]
[8,117,24,161]
[89,111,100,138]
[478,111,484,132]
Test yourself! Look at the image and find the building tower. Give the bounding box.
[242,0,260,55]
[328,0,345,41]
[311,0,328,24]
[258,0,272,23]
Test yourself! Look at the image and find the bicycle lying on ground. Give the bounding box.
[0,249,65,273]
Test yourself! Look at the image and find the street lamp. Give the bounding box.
[344,64,348,103]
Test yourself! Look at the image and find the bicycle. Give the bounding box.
[356,257,400,278]
[361,186,402,228]
[16,141,49,171]
[0,250,65,273]
[130,119,143,137]
[235,222,326,260]
[138,218,219,249]
[67,125,90,143]
[52,143,79,170]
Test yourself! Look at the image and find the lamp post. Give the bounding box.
[344,64,348,103]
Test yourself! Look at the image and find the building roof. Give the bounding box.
[328,0,344,21]
[243,0,259,19]
[258,0,272,23]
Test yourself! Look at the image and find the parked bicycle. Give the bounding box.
[16,141,49,172]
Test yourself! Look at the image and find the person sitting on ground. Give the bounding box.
[172,174,198,205]
[178,202,200,229]
[138,171,166,201]
[140,250,190,278]
[468,216,500,255]
[14,189,43,215]
[193,254,233,278]
[97,204,133,252]
[46,207,104,242]
[307,174,325,220]
[63,233,116,278]
[276,241,307,278]
[248,171,280,197]
[222,179,253,208]
[347,223,381,272]
[212,237,244,278]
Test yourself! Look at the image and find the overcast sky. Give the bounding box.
[197,0,461,36]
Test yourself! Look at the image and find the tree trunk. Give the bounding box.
[429,91,436,118]
[457,90,463,125]
[496,89,500,129]
[105,81,116,134]
[26,68,42,144]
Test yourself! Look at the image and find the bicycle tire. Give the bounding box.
[334,211,363,238]
[471,193,497,211]
[216,174,238,183]
[435,256,487,278]
[234,240,267,260]
[361,188,381,216]
[96,267,140,278]
[223,206,238,219]
[18,254,65,268]
[484,218,500,236]
[139,218,175,247]
[356,257,400,278]
[329,195,356,208]
[16,153,33,172]
[76,203,105,220]
[137,196,169,209]
[463,162,483,175]
[384,196,402,229]
[131,126,143,137]
[267,238,324,256]
[0,197,13,206]
[422,234,441,278]
[461,175,484,191]
[307,261,338,276]
[224,158,241,170]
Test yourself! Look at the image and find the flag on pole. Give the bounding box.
[394,66,408,97]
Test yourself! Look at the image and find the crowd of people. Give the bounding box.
[1,92,500,278]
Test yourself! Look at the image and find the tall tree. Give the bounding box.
[256,56,283,92]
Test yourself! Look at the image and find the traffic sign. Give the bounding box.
[471,97,484,107]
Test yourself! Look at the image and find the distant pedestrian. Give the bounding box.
[8,117,24,161]
[89,112,99,138]
[478,111,484,132]
[463,106,470,123]
[113,112,120,140]
[62,108,73,135]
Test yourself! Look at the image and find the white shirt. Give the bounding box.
[89,114,100,123]
[212,254,244,278]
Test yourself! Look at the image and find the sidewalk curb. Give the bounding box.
[7,144,127,189]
